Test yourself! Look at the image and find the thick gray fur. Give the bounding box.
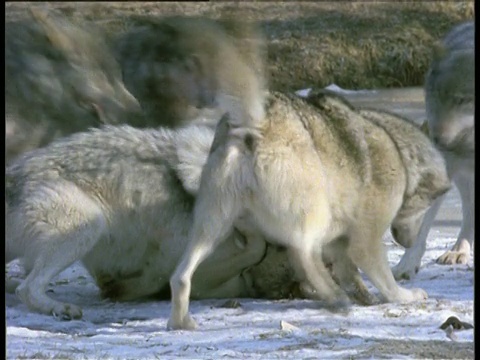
[393,21,475,279]
[114,15,267,128]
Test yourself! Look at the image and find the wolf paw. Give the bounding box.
[437,250,470,265]
[410,287,428,301]
[323,291,352,313]
[52,304,83,320]
[398,287,428,303]
[391,258,420,281]
[16,284,83,320]
[348,287,379,306]
[167,313,198,331]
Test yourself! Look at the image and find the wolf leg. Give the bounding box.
[168,226,235,330]
[392,193,445,280]
[324,238,378,305]
[349,231,427,303]
[437,172,474,265]
[168,175,243,329]
[14,186,106,320]
[287,242,350,306]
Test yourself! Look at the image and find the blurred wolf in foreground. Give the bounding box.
[392,21,475,280]
[168,88,451,330]
[114,15,267,128]
[5,8,141,164]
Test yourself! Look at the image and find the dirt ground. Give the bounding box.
[5,1,474,92]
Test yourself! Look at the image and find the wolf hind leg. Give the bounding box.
[324,237,379,305]
[168,182,243,330]
[168,226,237,330]
[287,240,350,307]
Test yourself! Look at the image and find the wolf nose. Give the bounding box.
[430,133,448,148]
[431,135,441,145]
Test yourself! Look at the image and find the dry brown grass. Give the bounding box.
[6,1,475,91]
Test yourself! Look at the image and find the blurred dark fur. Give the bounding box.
[114,15,267,128]
[5,8,141,164]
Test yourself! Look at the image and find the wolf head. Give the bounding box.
[115,15,267,129]
[390,155,451,249]
[114,17,221,127]
[5,9,141,135]
[425,22,475,155]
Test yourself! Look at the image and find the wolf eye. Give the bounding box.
[77,98,104,124]
[91,103,108,124]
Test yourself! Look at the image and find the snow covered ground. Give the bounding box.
[6,88,474,359]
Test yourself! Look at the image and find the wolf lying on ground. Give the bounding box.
[392,21,475,280]
[114,15,267,128]
[5,121,273,320]
[168,89,451,330]
[5,8,141,165]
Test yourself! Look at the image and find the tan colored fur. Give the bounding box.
[168,90,451,330]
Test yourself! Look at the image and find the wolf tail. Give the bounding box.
[214,19,268,132]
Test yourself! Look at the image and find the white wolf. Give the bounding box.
[5,122,277,320]
[392,21,475,280]
[168,89,451,330]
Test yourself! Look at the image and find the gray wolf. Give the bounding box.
[114,15,267,128]
[5,121,274,320]
[392,21,475,280]
[5,8,141,164]
[168,89,451,330]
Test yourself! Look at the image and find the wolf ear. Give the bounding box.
[419,119,430,136]
[209,114,231,155]
[30,8,75,54]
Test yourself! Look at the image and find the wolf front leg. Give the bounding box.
[437,172,474,265]
[392,193,445,280]
[349,227,428,303]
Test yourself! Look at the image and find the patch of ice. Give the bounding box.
[324,83,378,95]
[295,84,378,98]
